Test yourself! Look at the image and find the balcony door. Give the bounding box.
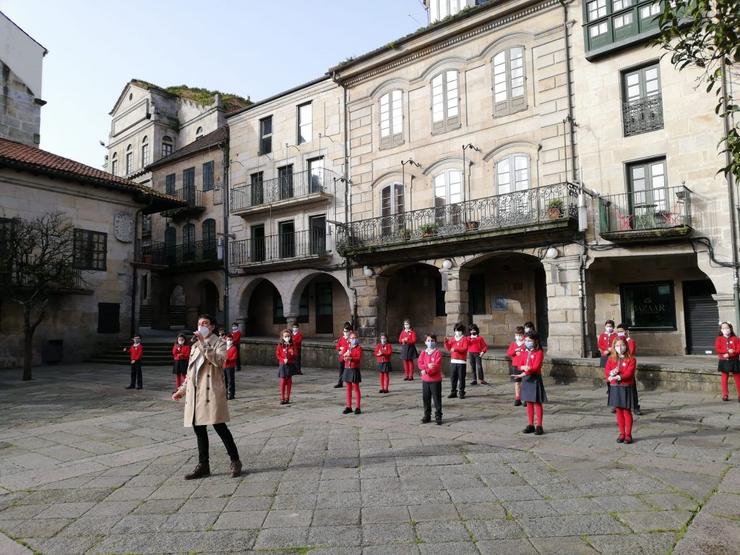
[308,157,324,193]
[183,223,195,261]
[278,220,295,258]
[251,224,265,262]
[628,158,667,229]
[309,215,326,255]
[165,226,176,265]
[315,282,333,334]
[433,169,463,228]
[278,164,294,200]
[380,183,404,235]
[495,154,531,225]
[183,168,195,204]
[250,172,264,207]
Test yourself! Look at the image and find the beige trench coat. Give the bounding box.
[176,333,230,427]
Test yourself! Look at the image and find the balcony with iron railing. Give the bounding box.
[598,185,692,242]
[230,228,330,269]
[623,95,664,137]
[337,182,580,260]
[135,239,221,270]
[0,266,91,294]
[231,168,333,216]
[161,187,206,219]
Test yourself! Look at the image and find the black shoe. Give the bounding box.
[334,382,343,388]
[523,425,535,434]
[421,417,431,424]
[228,395,235,400]
[125,386,135,389]
[535,426,544,435]
[285,399,291,405]
[354,407,362,415]
[379,389,384,393]
[514,399,522,406]
[342,407,352,414]
[403,377,409,381]
[470,381,478,386]
[280,400,286,405]
[448,391,457,399]
[136,387,142,390]
[624,436,633,444]
[722,396,729,401]
[230,460,242,478]
[459,392,466,399]
[436,418,442,425]
[296,371,303,375]
[184,463,210,480]
[617,435,625,443]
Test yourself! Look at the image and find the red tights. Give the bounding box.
[526,402,543,426]
[175,374,185,389]
[379,373,390,391]
[403,360,414,379]
[280,377,293,401]
[721,372,740,398]
[345,383,361,408]
[615,407,633,438]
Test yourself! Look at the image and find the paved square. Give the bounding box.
[0,363,737,554]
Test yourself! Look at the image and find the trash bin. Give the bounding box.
[42,339,63,364]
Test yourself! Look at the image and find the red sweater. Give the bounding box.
[444,336,469,361]
[336,335,350,360]
[715,335,740,360]
[172,344,190,361]
[468,335,488,354]
[520,349,544,375]
[293,331,303,352]
[418,349,443,382]
[231,330,242,344]
[343,345,362,369]
[127,344,143,361]
[375,343,392,363]
[275,343,296,365]
[604,356,636,386]
[506,341,525,367]
[224,345,238,368]
[598,331,616,354]
[399,329,417,346]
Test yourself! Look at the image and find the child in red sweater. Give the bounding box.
[445,323,470,399]
[715,321,740,402]
[468,324,488,385]
[507,326,526,405]
[172,333,190,390]
[605,338,637,443]
[124,335,143,390]
[230,322,242,371]
[276,329,297,405]
[375,332,392,394]
[224,334,238,400]
[399,319,418,380]
[513,333,547,435]
[342,331,362,414]
[335,322,352,388]
[292,323,304,375]
[418,334,443,425]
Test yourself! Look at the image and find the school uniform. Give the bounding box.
[335,335,350,386]
[445,335,469,398]
[605,355,637,441]
[276,342,297,403]
[418,348,443,423]
[231,330,242,371]
[468,334,488,384]
[506,340,526,382]
[293,330,304,374]
[715,334,740,400]
[375,342,392,392]
[126,344,143,389]
[399,329,418,380]
[172,343,190,389]
[520,349,547,403]
[223,344,237,399]
[611,335,639,410]
[342,344,363,411]
[598,331,616,367]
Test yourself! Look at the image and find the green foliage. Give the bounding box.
[420,223,438,235]
[654,0,740,180]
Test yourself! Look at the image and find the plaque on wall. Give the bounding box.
[113,212,134,243]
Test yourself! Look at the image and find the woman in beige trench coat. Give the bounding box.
[172,314,242,479]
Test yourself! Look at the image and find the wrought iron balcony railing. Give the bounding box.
[0,267,89,292]
[230,228,328,267]
[162,187,205,218]
[231,168,332,213]
[336,182,579,253]
[136,240,220,267]
[598,185,692,239]
[623,95,664,137]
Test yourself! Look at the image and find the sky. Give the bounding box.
[0,0,428,168]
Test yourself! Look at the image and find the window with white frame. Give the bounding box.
[195,126,203,140]
[493,47,527,117]
[141,136,150,167]
[381,182,405,235]
[125,144,133,175]
[496,154,530,195]
[433,169,463,225]
[162,136,173,157]
[431,70,460,134]
[298,102,312,144]
[587,0,607,20]
[428,0,473,23]
[380,90,403,148]
[110,153,118,176]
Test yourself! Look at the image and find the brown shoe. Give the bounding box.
[184,463,210,480]
[230,460,243,478]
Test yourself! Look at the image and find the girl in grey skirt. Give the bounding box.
[514,333,547,435]
[605,338,637,443]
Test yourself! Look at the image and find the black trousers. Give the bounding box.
[296,350,302,372]
[337,361,344,383]
[193,423,239,464]
[450,363,467,394]
[129,361,142,388]
[423,381,442,420]
[235,349,241,371]
[224,367,235,398]
[632,382,640,409]
[469,353,484,381]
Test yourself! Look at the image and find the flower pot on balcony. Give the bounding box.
[547,199,564,220]
[420,224,438,238]
[143,254,153,264]
[465,221,480,231]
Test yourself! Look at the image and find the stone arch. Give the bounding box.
[369,77,411,100]
[196,279,220,320]
[286,271,353,337]
[236,276,285,336]
[476,32,535,61]
[415,56,468,83]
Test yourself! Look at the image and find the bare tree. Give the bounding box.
[0,213,80,380]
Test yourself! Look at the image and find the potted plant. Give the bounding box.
[547,198,564,219]
[465,220,480,231]
[420,223,438,237]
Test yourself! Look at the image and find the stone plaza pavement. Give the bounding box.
[0,364,738,555]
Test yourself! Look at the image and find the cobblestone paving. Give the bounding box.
[0,363,738,554]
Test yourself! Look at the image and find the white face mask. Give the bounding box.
[283,336,291,343]
[616,345,626,355]
[198,325,210,337]
[404,323,410,330]
[454,331,462,339]
[177,339,184,345]
[524,340,535,350]
[515,335,523,342]
[343,331,350,338]
[380,338,387,344]
[722,328,731,337]
[232,326,238,331]
[226,340,233,348]
[605,326,614,333]
[292,328,299,334]
[133,340,140,345]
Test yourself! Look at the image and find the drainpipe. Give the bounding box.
[720,56,740,325]
[221,137,231,326]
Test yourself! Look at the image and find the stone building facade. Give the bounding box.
[226,77,352,339]
[0,11,46,147]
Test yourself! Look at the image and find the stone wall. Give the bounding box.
[0,63,40,146]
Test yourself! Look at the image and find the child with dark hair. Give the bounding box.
[399,318,418,380]
[418,334,443,425]
[715,321,740,402]
[276,329,296,405]
[606,338,637,443]
[375,332,392,393]
[223,334,237,400]
[523,321,536,335]
[598,320,616,368]
[514,333,547,435]
[124,335,143,390]
[172,333,190,390]
[334,322,352,388]
[507,326,526,405]
[468,324,488,385]
[445,323,469,399]
[291,323,304,375]
[342,331,362,414]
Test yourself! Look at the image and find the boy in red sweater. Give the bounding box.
[375,332,392,393]
[124,335,143,390]
[598,320,616,368]
[468,324,488,385]
[230,322,242,372]
[172,334,190,390]
[292,323,304,375]
[445,323,469,399]
[418,334,443,425]
[223,334,238,400]
[335,322,352,388]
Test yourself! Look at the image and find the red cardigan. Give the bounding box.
[276,343,296,365]
[604,356,636,386]
[468,336,488,354]
[598,331,615,354]
[520,349,544,375]
[375,343,392,363]
[444,336,469,361]
[418,349,443,382]
[343,345,362,369]
[399,329,417,346]
[172,344,190,361]
[292,331,303,351]
[231,330,242,344]
[224,345,238,368]
[127,344,143,361]
[336,335,350,360]
[715,335,740,360]
[506,341,525,367]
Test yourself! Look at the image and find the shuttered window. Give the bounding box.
[493,47,527,117]
[380,90,404,148]
[431,70,461,134]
